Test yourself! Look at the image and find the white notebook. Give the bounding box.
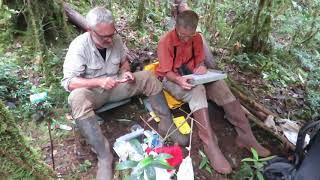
[183,69,227,85]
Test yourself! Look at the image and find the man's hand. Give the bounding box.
[176,76,194,90]
[193,65,207,75]
[98,77,118,90]
[121,71,135,83]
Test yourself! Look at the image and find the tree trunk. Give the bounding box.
[135,0,146,28]
[5,0,70,54]
[26,0,45,53]
[63,2,89,31]
[250,0,272,52]
[0,101,56,179]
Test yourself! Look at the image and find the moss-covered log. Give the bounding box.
[4,0,71,53]
[0,101,56,179]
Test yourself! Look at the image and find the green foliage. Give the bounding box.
[306,68,320,117]
[0,101,56,179]
[233,148,275,180]
[0,4,17,52]
[78,160,92,173]
[198,150,213,174]
[116,139,173,180]
[0,55,30,102]
[0,50,68,122]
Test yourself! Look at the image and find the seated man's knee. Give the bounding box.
[143,71,158,81]
[189,85,208,111]
[68,88,94,108]
[191,85,206,96]
[139,70,163,94]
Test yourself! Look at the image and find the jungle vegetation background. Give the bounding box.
[0,0,319,179]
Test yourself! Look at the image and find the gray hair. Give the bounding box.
[86,7,114,29]
[176,10,199,30]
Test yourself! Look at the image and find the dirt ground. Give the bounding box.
[43,97,288,180]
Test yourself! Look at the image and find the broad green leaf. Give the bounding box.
[251,148,259,160]
[137,156,153,169]
[256,171,265,180]
[253,163,264,170]
[145,166,156,180]
[131,156,153,176]
[241,158,256,162]
[199,150,206,158]
[199,157,207,169]
[131,166,144,178]
[155,153,172,161]
[151,159,174,170]
[205,165,213,174]
[129,139,144,155]
[116,160,138,170]
[258,156,276,162]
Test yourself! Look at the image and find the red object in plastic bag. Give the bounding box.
[146,146,184,167]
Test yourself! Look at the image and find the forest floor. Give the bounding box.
[41,97,288,180]
[34,47,300,180]
[20,42,302,179]
[20,6,305,179]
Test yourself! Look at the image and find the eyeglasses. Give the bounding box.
[176,30,196,39]
[93,28,118,40]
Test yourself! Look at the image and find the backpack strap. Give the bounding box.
[173,45,177,65]
[172,41,195,68]
[294,120,320,166]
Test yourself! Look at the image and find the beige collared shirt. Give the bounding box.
[61,32,127,91]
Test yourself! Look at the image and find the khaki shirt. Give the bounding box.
[62,32,127,91]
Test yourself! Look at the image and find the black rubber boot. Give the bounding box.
[148,91,189,146]
[76,116,113,180]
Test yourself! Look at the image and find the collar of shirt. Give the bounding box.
[87,32,112,61]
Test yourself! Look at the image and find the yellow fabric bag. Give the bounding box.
[144,61,184,109]
[173,116,191,134]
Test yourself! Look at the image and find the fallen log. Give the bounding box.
[241,101,268,121]
[226,79,296,150]
[63,2,89,31]
[242,106,295,151]
[228,80,279,120]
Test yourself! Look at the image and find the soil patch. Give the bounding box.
[45,98,287,180]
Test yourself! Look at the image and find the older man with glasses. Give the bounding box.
[156,10,270,174]
[61,7,188,180]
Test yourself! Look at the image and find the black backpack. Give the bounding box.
[263,120,320,180]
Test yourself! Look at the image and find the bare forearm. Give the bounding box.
[166,71,193,90]
[165,71,180,84]
[68,77,100,91]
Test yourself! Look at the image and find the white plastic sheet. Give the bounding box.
[177,156,194,180]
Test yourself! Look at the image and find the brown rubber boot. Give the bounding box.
[223,100,271,157]
[76,116,113,180]
[148,91,189,146]
[193,108,232,174]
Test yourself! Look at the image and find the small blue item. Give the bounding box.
[151,134,162,148]
[30,92,48,104]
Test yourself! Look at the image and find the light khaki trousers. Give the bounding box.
[163,79,236,112]
[68,71,162,120]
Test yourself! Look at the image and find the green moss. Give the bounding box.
[0,101,56,179]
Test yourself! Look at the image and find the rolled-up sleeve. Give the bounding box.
[156,38,174,77]
[61,49,86,92]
